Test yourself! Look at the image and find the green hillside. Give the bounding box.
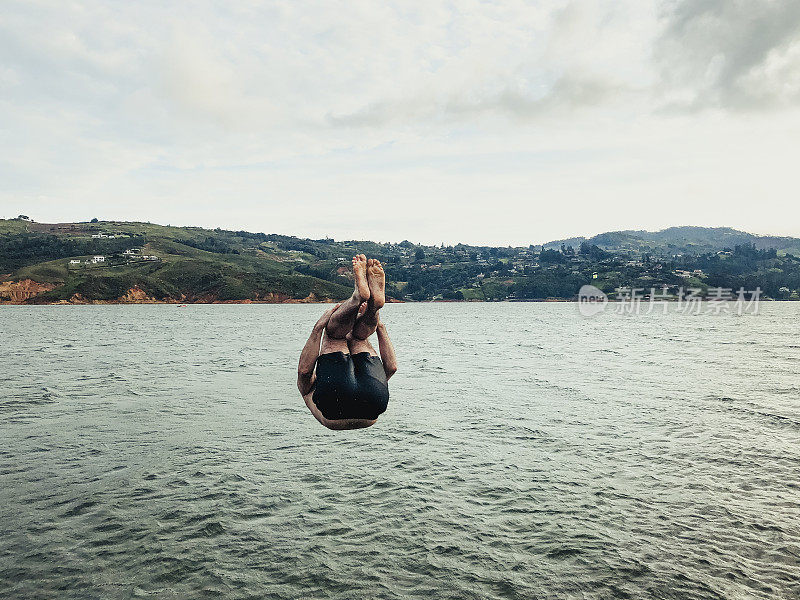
[0,219,351,303]
[2,218,800,303]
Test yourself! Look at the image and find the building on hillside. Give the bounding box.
[91,256,106,263]
[69,259,81,265]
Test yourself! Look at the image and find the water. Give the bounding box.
[1,303,799,600]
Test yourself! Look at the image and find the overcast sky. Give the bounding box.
[2,1,799,245]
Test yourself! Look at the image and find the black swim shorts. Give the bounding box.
[312,352,389,420]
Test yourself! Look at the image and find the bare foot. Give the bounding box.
[367,258,385,310]
[352,255,370,302]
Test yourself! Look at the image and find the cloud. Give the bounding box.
[655,0,800,111]
[328,72,629,128]
[0,1,799,244]
[326,1,657,128]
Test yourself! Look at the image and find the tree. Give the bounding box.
[579,242,607,260]
[90,218,99,223]
[540,249,564,263]
[415,248,426,260]
[17,215,30,221]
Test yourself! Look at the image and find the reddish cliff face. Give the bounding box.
[0,279,57,303]
[119,287,159,303]
[1,283,337,304]
[285,292,322,303]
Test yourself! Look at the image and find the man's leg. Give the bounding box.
[352,259,385,341]
[351,306,379,341]
[326,254,370,340]
[346,335,379,356]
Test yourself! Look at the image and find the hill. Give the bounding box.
[543,226,800,256]
[1,218,799,303]
[0,219,351,304]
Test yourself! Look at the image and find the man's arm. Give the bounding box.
[297,304,339,395]
[376,320,398,380]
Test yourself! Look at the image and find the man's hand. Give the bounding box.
[314,303,340,331]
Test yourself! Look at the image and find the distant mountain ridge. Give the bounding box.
[542,226,800,256]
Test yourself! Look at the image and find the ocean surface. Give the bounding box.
[1,303,799,600]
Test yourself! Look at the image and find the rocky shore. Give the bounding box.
[0,280,335,305]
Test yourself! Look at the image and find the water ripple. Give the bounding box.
[1,303,799,599]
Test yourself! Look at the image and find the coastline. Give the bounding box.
[2,298,795,306]
[2,278,795,305]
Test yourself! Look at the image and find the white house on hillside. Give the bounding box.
[91,256,105,263]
